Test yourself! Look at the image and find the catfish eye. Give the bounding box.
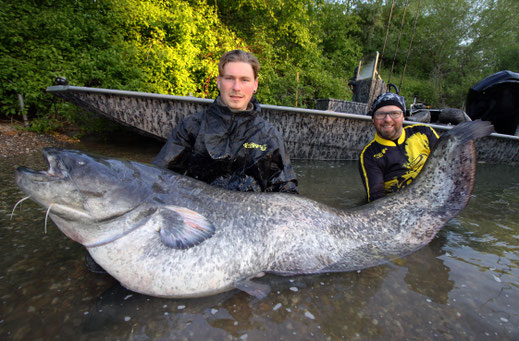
[78,161,86,166]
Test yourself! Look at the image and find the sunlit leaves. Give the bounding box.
[0,0,242,127]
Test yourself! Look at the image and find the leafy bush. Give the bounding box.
[0,0,242,133]
[2,0,515,134]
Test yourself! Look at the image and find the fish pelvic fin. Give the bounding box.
[157,206,215,250]
[234,279,271,300]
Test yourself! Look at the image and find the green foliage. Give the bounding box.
[0,0,142,131]
[496,45,519,72]
[1,0,517,134]
[351,0,519,109]
[113,0,241,97]
[213,0,362,107]
[26,116,62,134]
[0,0,241,133]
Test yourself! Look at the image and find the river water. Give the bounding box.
[1,133,518,340]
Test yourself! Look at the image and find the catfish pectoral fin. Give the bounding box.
[157,205,215,249]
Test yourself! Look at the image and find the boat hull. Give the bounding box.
[47,85,519,164]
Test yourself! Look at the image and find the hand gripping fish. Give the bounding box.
[14,121,494,298]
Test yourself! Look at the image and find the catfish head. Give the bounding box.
[15,148,169,245]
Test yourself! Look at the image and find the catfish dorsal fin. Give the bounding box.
[155,205,215,250]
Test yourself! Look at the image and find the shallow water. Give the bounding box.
[1,134,518,340]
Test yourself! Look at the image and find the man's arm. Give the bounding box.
[269,165,299,194]
[426,126,439,148]
[359,151,386,202]
[264,129,299,194]
[151,115,199,171]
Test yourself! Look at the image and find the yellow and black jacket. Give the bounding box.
[359,124,439,202]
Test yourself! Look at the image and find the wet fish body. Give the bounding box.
[14,121,494,298]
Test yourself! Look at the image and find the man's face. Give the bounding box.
[373,105,404,140]
[217,62,258,111]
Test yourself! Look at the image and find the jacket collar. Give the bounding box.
[204,97,262,159]
[374,128,406,146]
[214,96,261,115]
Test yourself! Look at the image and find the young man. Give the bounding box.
[359,92,439,202]
[152,49,298,193]
[86,50,298,274]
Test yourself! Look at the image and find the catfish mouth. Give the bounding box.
[16,148,69,183]
[14,148,94,225]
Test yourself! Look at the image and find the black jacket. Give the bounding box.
[152,97,298,193]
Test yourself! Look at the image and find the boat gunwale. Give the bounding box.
[46,85,519,141]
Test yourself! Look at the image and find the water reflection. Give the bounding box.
[1,136,518,340]
[388,232,453,305]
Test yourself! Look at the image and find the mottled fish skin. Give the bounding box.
[14,121,493,298]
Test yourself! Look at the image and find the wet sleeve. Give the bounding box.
[427,126,439,147]
[359,151,385,202]
[265,131,299,194]
[271,164,299,194]
[151,116,199,172]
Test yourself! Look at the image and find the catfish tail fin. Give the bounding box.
[442,120,494,143]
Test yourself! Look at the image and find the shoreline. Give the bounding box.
[0,121,78,158]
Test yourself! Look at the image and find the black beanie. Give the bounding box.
[370,92,406,116]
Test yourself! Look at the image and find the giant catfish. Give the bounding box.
[14,121,494,298]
